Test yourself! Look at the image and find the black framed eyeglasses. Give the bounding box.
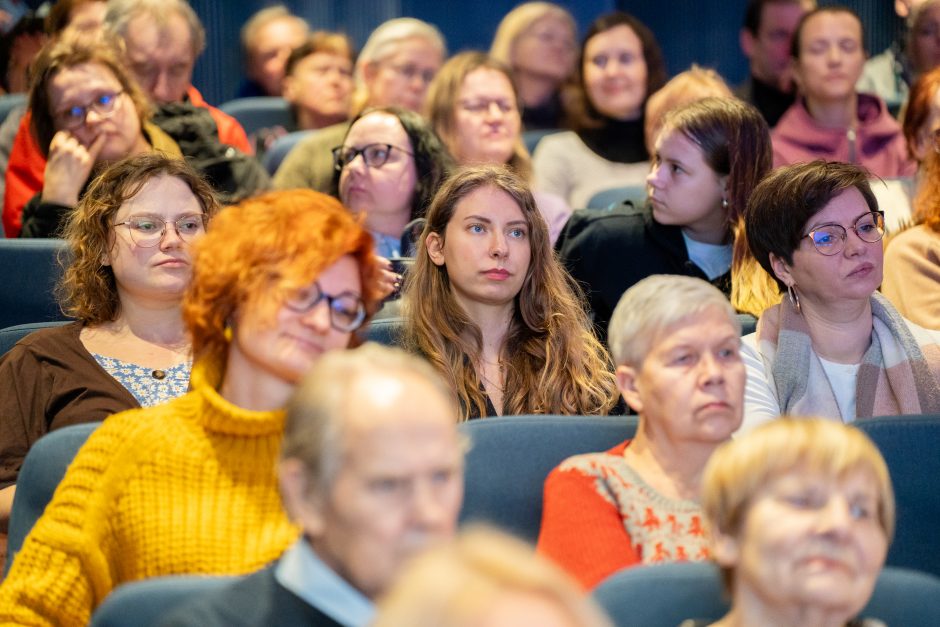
[56,91,124,130]
[284,282,366,332]
[804,211,885,256]
[332,143,414,171]
[113,214,207,247]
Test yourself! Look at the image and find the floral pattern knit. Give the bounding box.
[91,354,191,407]
[537,440,709,589]
[0,357,299,626]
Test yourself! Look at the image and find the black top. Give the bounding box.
[735,74,796,128]
[156,566,344,627]
[556,202,732,344]
[522,92,565,131]
[576,116,648,163]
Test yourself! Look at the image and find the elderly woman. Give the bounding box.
[0,189,383,624]
[273,17,446,193]
[374,527,612,627]
[537,275,745,589]
[741,160,940,430]
[332,106,453,258]
[425,52,571,243]
[489,2,578,130]
[403,165,618,419]
[18,31,182,237]
[695,418,894,627]
[533,11,666,208]
[772,7,914,177]
[0,153,216,527]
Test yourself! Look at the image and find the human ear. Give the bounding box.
[426,232,446,267]
[278,458,327,536]
[361,60,379,89]
[739,28,756,59]
[769,252,794,288]
[616,364,643,414]
[282,75,298,103]
[711,529,741,567]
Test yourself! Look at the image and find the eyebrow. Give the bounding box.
[462,215,528,226]
[807,210,873,231]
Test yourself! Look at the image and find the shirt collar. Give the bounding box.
[274,539,375,627]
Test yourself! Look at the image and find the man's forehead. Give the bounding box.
[123,11,194,57]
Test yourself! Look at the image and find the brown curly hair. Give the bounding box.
[402,164,618,420]
[57,153,218,325]
[183,189,385,367]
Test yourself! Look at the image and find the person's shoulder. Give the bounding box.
[2,321,80,361]
[561,204,648,234]
[533,130,582,155]
[554,440,631,476]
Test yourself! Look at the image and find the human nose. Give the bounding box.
[646,162,664,189]
[410,479,449,529]
[159,221,184,249]
[151,70,176,103]
[816,496,853,538]
[489,230,508,258]
[698,352,726,386]
[484,101,505,121]
[298,298,332,333]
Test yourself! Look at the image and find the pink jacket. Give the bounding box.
[771,94,916,178]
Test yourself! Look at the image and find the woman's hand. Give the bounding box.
[376,255,403,300]
[40,131,106,207]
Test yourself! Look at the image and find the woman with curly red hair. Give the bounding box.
[0,186,384,625]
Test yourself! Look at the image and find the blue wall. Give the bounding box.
[190,0,900,107]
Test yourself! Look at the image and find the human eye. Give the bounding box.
[591,54,608,69]
[370,476,408,496]
[670,162,684,175]
[468,223,485,234]
[96,92,115,107]
[508,226,527,239]
[461,100,486,113]
[365,144,391,164]
[840,39,859,53]
[718,344,740,360]
[849,500,874,520]
[176,215,204,234]
[671,351,695,366]
[129,217,160,233]
[331,294,363,322]
[812,228,839,247]
[618,51,635,65]
[61,104,85,122]
[785,489,823,509]
[430,468,455,486]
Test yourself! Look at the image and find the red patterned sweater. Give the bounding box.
[536,440,710,589]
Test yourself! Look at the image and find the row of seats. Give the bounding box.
[8,413,940,579]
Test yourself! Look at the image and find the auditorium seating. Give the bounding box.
[0,239,71,328]
[90,575,238,627]
[218,97,292,138]
[457,415,637,542]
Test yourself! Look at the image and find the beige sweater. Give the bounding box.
[883,224,940,330]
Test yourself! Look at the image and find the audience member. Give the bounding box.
[741,160,940,429]
[19,32,183,237]
[900,64,940,163]
[538,275,745,589]
[859,0,940,115]
[374,527,613,627]
[736,0,815,127]
[0,153,216,528]
[158,344,465,627]
[1,0,253,237]
[643,65,734,156]
[695,418,894,627]
[557,97,772,341]
[0,12,45,95]
[332,106,453,258]
[402,165,618,419]
[236,5,308,98]
[533,11,666,208]
[489,2,577,130]
[772,7,916,177]
[882,144,940,329]
[44,0,107,36]
[425,51,571,243]
[0,188,384,624]
[283,32,354,131]
[274,17,446,193]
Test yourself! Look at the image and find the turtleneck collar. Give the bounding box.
[576,115,649,164]
[189,357,286,437]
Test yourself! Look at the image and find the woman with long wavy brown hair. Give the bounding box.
[402,164,618,420]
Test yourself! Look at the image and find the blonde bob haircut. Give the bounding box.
[425,51,532,180]
[403,164,618,420]
[608,274,740,368]
[282,343,460,494]
[702,418,895,587]
[373,525,612,627]
[489,2,576,68]
[183,189,385,368]
[57,153,218,326]
[352,17,446,114]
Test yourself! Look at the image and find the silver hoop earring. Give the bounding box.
[787,284,801,315]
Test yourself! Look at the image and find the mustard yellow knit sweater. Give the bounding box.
[0,358,299,626]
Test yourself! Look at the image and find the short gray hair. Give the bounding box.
[105,0,206,57]
[282,343,458,493]
[240,5,309,55]
[608,275,740,367]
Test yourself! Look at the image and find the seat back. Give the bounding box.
[522,128,561,154]
[586,186,647,211]
[856,414,940,576]
[0,93,26,126]
[0,239,71,328]
[360,317,404,348]
[217,97,292,137]
[0,321,70,357]
[5,422,100,574]
[90,575,238,627]
[593,562,728,627]
[261,129,314,175]
[593,562,940,627]
[457,415,637,543]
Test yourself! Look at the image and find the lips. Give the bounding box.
[482,268,511,280]
[847,262,874,278]
[154,258,187,267]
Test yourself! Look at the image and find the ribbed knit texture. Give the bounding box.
[0,358,299,626]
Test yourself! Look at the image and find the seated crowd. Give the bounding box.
[1,0,940,625]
